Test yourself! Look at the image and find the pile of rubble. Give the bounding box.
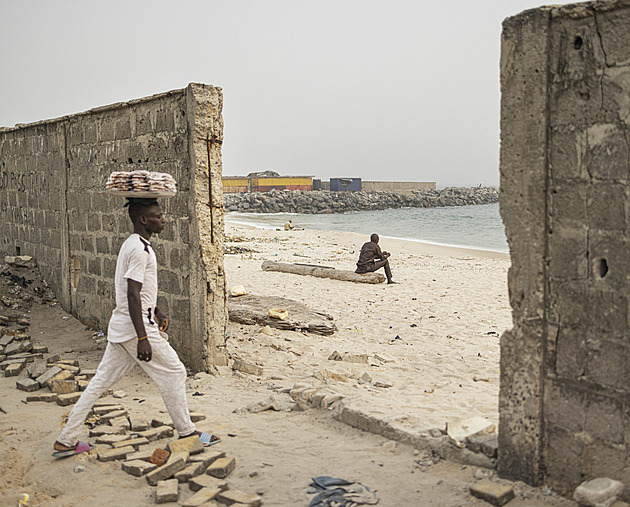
[79,403,261,505]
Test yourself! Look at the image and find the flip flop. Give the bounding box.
[52,441,93,459]
[199,432,220,447]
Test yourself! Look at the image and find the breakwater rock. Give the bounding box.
[223,186,498,214]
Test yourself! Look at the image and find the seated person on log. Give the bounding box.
[355,233,396,284]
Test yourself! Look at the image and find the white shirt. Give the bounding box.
[107,233,159,342]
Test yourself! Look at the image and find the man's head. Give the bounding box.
[127,199,166,234]
[370,233,379,243]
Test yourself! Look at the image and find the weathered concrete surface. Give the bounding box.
[0,84,227,370]
[500,0,630,498]
[228,294,337,335]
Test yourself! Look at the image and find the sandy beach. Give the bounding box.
[224,222,511,433]
[0,222,578,506]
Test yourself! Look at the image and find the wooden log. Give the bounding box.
[261,261,385,284]
[228,295,336,335]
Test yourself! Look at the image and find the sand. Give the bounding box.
[0,224,577,506]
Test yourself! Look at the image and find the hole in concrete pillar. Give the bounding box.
[70,255,81,291]
[16,246,20,255]
[574,36,583,50]
[593,257,608,279]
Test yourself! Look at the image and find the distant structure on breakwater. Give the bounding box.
[222,171,436,194]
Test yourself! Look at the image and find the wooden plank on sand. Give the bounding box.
[261,261,385,284]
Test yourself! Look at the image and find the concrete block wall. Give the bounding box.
[500,1,630,497]
[0,83,227,371]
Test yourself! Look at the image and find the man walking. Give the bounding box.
[355,233,396,284]
[53,198,217,456]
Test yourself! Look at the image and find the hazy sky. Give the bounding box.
[1,1,578,187]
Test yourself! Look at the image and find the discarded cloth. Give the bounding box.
[308,476,379,507]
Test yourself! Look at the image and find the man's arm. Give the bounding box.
[128,279,152,361]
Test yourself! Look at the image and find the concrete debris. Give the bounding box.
[122,459,158,477]
[573,478,624,507]
[446,417,495,448]
[206,456,236,478]
[232,358,264,376]
[156,478,179,503]
[469,481,515,506]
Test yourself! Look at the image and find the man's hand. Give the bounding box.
[155,306,169,332]
[137,338,152,362]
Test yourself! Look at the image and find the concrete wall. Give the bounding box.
[361,181,436,193]
[500,1,630,497]
[0,83,227,371]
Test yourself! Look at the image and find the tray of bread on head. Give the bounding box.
[106,171,177,198]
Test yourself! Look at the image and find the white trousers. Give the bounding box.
[57,334,196,446]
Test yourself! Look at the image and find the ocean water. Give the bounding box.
[225,202,508,253]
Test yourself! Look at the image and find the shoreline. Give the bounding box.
[225,218,510,260]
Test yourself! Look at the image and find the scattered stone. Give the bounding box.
[130,417,150,432]
[89,425,127,437]
[156,478,179,504]
[217,489,263,506]
[93,404,124,415]
[100,409,129,423]
[52,363,80,374]
[112,437,149,450]
[150,448,171,466]
[31,345,48,354]
[168,451,191,466]
[49,379,78,394]
[5,362,24,376]
[81,369,97,378]
[189,450,226,468]
[574,478,624,507]
[1,357,27,370]
[5,340,32,355]
[146,456,187,486]
[138,425,174,441]
[109,416,131,429]
[207,456,236,478]
[25,362,46,379]
[235,396,283,414]
[190,412,206,423]
[232,359,264,376]
[45,369,74,387]
[46,354,61,364]
[357,372,373,384]
[77,380,89,391]
[36,366,62,386]
[26,392,58,402]
[56,392,82,406]
[466,433,499,459]
[125,448,154,462]
[98,445,136,462]
[95,434,130,445]
[113,390,127,398]
[0,335,14,347]
[181,488,222,506]
[58,358,79,366]
[168,435,204,455]
[151,417,174,428]
[189,474,228,492]
[373,381,393,388]
[260,325,274,336]
[374,353,395,363]
[470,481,515,507]
[122,459,158,477]
[74,465,85,473]
[174,461,206,483]
[16,378,40,392]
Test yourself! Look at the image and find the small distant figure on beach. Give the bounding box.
[284,220,293,230]
[355,233,395,284]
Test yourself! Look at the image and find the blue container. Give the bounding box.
[330,178,362,191]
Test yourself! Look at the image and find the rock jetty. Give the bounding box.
[223,186,498,214]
